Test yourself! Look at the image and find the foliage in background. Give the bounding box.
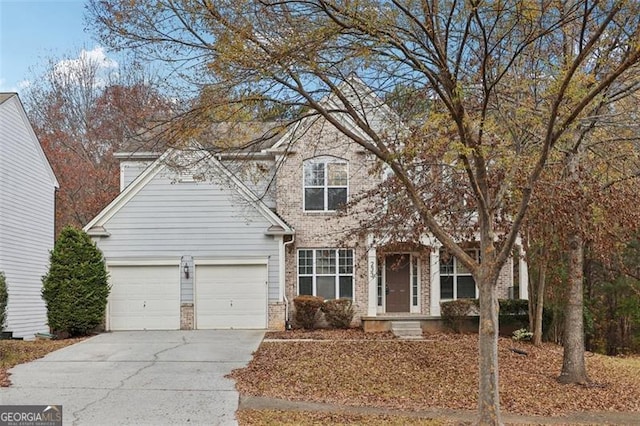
[24,52,172,233]
[441,299,549,336]
[41,227,110,336]
[586,238,640,355]
[88,0,640,421]
[0,272,7,332]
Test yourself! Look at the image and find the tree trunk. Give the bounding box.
[558,231,590,384]
[533,260,547,346]
[477,277,502,425]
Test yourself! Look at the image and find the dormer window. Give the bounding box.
[303,157,348,211]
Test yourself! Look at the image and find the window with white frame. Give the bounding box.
[303,157,348,211]
[298,249,354,299]
[412,257,419,306]
[439,250,478,300]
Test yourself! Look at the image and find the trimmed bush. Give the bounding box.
[41,226,110,337]
[440,299,479,332]
[321,298,355,329]
[498,299,530,330]
[293,295,324,329]
[498,299,529,315]
[0,271,7,331]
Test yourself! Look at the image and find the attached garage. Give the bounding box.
[195,262,268,329]
[107,264,181,330]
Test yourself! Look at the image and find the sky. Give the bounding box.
[0,0,115,94]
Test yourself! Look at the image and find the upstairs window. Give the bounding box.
[303,157,348,211]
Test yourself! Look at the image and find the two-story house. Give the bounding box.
[84,81,528,331]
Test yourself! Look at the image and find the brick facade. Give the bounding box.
[270,116,521,328]
[275,118,380,326]
[180,303,194,330]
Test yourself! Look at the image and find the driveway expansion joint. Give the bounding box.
[70,339,188,425]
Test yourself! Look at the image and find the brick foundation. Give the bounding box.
[180,303,194,330]
[268,302,286,330]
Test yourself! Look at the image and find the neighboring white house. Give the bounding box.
[0,93,59,339]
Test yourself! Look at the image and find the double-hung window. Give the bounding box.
[303,157,348,211]
[298,249,354,299]
[440,250,478,300]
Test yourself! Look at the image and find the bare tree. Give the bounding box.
[24,49,173,230]
[88,1,640,423]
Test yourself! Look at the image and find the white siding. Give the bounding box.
[95,167,281,301]
[120,160,153,191]
[0,95,57,339]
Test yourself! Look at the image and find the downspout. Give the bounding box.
[283,234,295,329]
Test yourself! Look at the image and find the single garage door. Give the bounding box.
[195,264,267,329]
[108,265,180,330]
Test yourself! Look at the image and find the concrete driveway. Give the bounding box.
[0,330,264,426]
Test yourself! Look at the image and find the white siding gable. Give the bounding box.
[0,94,58,339]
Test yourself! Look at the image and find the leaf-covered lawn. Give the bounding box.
[230,332,640,417]
[237,409,446,425]
[0,338,83,386]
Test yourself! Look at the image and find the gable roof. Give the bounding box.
[0,93,59,189]
[270,76,401,151]
[83,147,293,236]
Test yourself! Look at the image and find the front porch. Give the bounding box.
[361,314,455,333]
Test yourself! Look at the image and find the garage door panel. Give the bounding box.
[108,265,180,330]
[195,264,267,329]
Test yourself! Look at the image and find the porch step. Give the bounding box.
[390,321,423,340]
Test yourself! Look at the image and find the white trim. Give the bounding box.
[278,236,286,302]
[106,259,181,266]
[410,255,421,314]
[84,149,173,230]
[84,146,294,235]
[381,253,417,314]
[194,258,269,266]
[1,94,59,189]
[430,249,441,316]
[366,235,377,316]
[302,156,349,212]
[297,248,355,300]
[519,245,529,299]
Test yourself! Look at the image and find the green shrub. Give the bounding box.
[498,299,529,315]
[41,226,110,337]
[0,271,7,331]
[512,328,533,341]
[293,295,324,329]
[440,299,479,333]
[321,298,355,329]
[498,299,530,330]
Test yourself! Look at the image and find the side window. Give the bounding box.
[439,249,478,300]
[303,158,348,211]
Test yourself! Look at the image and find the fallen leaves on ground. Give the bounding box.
[265,329,396,340]
[0,338,84,386]
[236,409,447,425]
[230,331,640,417]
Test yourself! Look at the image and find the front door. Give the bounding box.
[385,254,410,312]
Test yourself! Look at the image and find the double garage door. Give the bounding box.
[108,263,267,330]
